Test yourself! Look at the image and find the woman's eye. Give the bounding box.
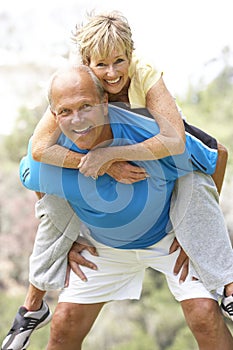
[115,58,124,64]
[96,62,105,67]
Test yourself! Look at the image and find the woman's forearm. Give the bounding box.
[143,76,186,158]
[31,106,83,168]
[38,144,83,168]
[104,78,186,162]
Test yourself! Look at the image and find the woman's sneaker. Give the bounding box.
[221,294,233,321]
[1,300,52,350]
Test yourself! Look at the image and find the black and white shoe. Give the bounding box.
[221,294,233,321]
[1,300,52,350]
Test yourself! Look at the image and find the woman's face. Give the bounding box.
[89,49,130,95]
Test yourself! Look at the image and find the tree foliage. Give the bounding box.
[178,46,233,169]
[1,47,233,349]
[3,102,47,162]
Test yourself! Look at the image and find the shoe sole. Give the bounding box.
[35,310,53,330]
[14,311,53,350]
[221,306,233,321]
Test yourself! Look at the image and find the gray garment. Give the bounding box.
[30,172,233,293]
[29,195,81,291]
[170,171,233,291]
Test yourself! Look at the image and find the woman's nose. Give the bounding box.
[106,65,117,76]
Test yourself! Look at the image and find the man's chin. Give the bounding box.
[75,140,93,150]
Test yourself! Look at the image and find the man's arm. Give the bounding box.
[20,139,69,197]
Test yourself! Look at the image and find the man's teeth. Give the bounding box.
[106,77,120,84]
[73,126,91,134]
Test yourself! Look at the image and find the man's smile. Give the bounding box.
[72,126,93,135]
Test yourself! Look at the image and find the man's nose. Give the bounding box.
[71,111,82,122]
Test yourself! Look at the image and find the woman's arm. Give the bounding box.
[212,142,228,194]
[144,76,186,157]
[31,107,83,168]
[31,107,147,182]
[78,77,186,177]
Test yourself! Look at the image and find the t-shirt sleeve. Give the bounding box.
[128,55,162,108]
[19,138,67,196]
[19,138,41,192]
[139,63,162,95]
[184,122,218,175]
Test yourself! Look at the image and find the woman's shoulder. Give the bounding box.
[129,52,156,76]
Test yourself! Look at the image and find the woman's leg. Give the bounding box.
[170,171,233,291]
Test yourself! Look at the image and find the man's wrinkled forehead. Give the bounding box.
[51,69,97,104]
[52,69,90,91]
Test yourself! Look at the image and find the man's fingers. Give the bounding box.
[85,245,99,256]
[179,259,189,283]
[69,251,98,270]
[64,265,71,287]
[173,246,189,277]
[69,260,88,282]
[169,237,180,253]
[173,252,185,275]
[75,239,98,256]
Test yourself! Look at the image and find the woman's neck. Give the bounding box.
[108,78,130,103]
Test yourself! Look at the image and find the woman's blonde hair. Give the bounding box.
[71,11,134,65]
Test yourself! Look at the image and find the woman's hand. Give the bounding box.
[78,148,148,183]
[106,161,148,184]
[78,148,115,177]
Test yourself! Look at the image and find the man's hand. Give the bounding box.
[169,237,189,283]
[65,238,98,285]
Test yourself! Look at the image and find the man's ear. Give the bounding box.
[50,108,58,121]
[103,93,108,115]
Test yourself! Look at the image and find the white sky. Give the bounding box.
[0,0,233,134]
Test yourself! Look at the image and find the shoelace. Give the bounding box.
[19,318,40,331]
[223,302,233,315]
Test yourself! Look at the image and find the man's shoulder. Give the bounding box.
[109,103,155,122]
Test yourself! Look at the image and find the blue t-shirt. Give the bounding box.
[20,105,218,249]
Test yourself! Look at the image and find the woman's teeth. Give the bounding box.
[106,77,120,84]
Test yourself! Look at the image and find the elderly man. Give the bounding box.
[17,65,233,350]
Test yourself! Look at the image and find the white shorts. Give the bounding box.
[59,232,217,304]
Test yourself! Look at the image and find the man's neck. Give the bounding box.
[90,118,113,150]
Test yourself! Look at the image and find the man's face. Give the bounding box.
[52,70,110,150]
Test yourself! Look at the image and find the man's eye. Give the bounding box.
[81,104,93,112]
[59,109,71,116]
